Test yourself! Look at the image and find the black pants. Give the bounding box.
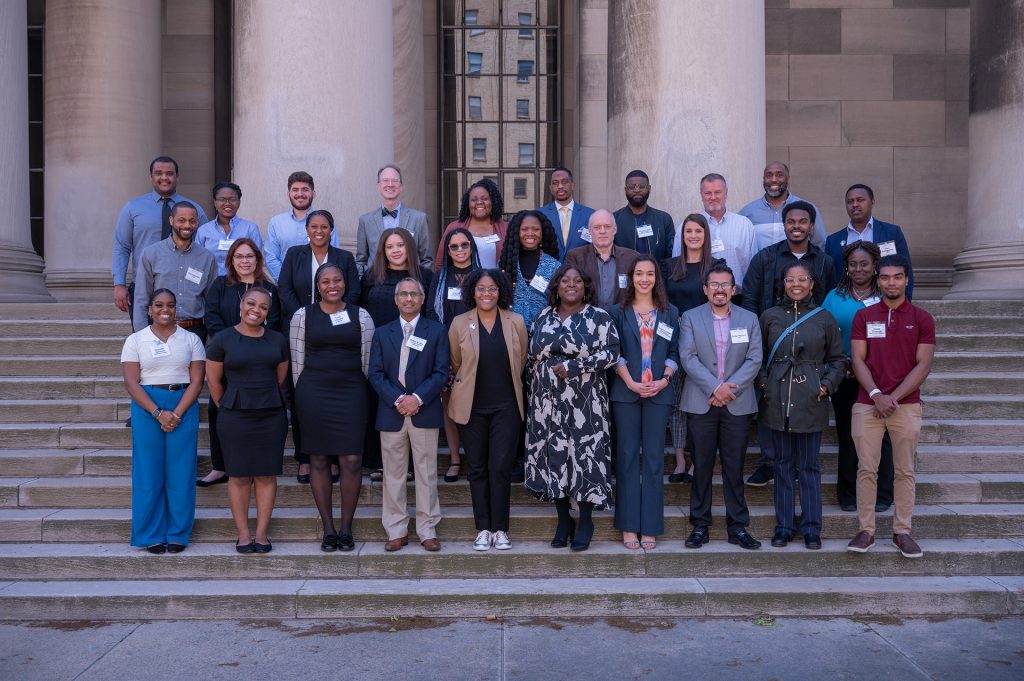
[458,402,522,533]
[832,377,893,506]
[687,407,753,534]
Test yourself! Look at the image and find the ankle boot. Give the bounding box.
[551,497,575,548]
[571,501,594,552]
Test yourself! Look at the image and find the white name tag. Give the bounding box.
[185,267,203,285]
[617,274,628,289]
[330,310,350,326]
[636,224,654,238]
[863,296,881,307]
[878,240,897,257]
[711,239,726,254]
[217,239,233,251]
[447,287,462,300]
[730,328,749,344]
[406,335,427,351]
[150,341,170,358]
[482,234,501,244]
[580,228,593,243]
[866,322,886,339]
[529,275,549,293]
[656,322,674,341]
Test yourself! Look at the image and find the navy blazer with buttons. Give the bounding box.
[824,219,914,299]
[278,244,360,320]
[368,316,450,432]
[608,303,681,406]
[537,200,596,259]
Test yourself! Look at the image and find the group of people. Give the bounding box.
[117,156,934,560]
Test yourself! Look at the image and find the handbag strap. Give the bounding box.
[766,306,824,367]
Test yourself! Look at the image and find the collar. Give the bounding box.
[167,236,194,253]
[143,325,181,342]
[290,206,312,222]
[149,191,180,203]
[703,210,729,226]
[712,308,731,320]
[400,314,421,330]
[882,297,912,314]
[846,217,875,233]
[555,199,575,212]
[760,192,791,210]
[593,244,616,261]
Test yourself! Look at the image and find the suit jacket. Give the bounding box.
[447,308,529,424]
[537,200,596,259]
[679,303,763,416]
[356,205,432,272]
[368,316,450,431]
[278,244,360,320]
[563,244,640,308]
[824,219,914,299]
[608,303,681,406]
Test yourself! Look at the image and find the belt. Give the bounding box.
[177,318,203,329]
[148,383,190,391]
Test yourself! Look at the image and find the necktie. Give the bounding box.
[160,198,172,240]
[398,322,413,387]
[559,206,570,246]
[382,207,397,219]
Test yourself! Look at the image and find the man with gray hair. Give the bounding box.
[564,209,639,309]
[356,164,432,276]
[699,173,757,291]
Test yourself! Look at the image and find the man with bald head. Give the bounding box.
[739,162,827,251]
[564,209,639,309]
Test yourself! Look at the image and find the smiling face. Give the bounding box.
[288,181,315,212]
[784,208,812,246]
[700,179,728,216]
[846,248,877,288]
[395,280,424,316]
[377,166,402,203]
[384,233,408,269]
[682,220,706,253]
[704,271,734,310]
[519,215,542,250]
[239,290,271,327]
[232,243,258,280]
[170,206,198,242]
[468,186,492,221]
[150,161,177,197]
[214,187,240,220]
[306,215,332,249]
[447,233,472,267]
[148,291,177,327]
[316,267,346,305]
[474,275,499,312]
[763,163,789,199]
[783,265,813,302]
[632,260,657,298]
[557,268,584,306]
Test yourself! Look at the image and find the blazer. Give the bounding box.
[355,205,433,272]
[367,315,450,431]
[678,303,763,416]
[608,303,681,406]
[824,219,914,299]
[537,200,596,259]
[447,308,529,424]
[277,244,360,320]
[563,244,640,308]
[434,219,509,268]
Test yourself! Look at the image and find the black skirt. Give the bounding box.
[217,406,288,477]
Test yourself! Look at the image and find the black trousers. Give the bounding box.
[687,407,753,533]
[458,402,522,533]
[832,377,893,506]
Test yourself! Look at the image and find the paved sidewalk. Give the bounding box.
[2,616,1021,680]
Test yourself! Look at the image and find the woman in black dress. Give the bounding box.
[290,262,376,552]
[205,287,290,554]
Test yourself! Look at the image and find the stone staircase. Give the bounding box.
[0,301,1022,620]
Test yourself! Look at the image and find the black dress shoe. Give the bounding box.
[235,539,256,554]
[296,473,311,484]
[320,534,339,552]
[840,502,857,512]
[667,472,693,483]
[196,474,229,488]
[550,517,576,548]
[728,529,762,550]
[338,533,355,551]
[145,543,166,555]
[684,526,710,549]
[804,534,822,550]
[166,543,186,554]
[771,530,793,547]
[875,502,891,512]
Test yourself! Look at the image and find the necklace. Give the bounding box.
[851,286,872,300]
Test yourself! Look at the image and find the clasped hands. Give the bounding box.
[157,410,181,433]
[628,376,670,399]
[395,394,421,417]
[871,392,899,418]
[709,382,739,408]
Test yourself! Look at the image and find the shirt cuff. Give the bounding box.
[665,359,679,371]
[412,393,424,406]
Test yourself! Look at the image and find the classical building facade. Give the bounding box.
[1,0,1021,302]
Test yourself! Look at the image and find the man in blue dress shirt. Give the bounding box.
[739,161,827,251]
[264,171,339,281]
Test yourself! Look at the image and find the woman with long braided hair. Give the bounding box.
[499,210,561,334]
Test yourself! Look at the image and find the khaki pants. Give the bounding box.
[852,402,923,535]
[380,417,441,541]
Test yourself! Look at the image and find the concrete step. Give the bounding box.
[0,575,1020,620]
[0,356,121,377]
[923,395,1024,419]
[0,336,127,356]
[4,503,1023,543]
[935,317,1023,334]
[1,539,1021,581]
[917,300,1024,317]
[922,373,1024,395]
[935,334,1024,352]
[0,320,131,338]
[931,352,1024,372]
[0,303,128,320]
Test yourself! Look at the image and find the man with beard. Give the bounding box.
[264,171,338,281]
[612,170,675,261]
[739,162,827,251]
[537,166,595,259]
[699,173,757,291]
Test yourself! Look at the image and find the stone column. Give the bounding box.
[0,1,52,302]
[946,1,1024,300]
[605,0,765,217]
[43,0,162,301]
[393,0,426,219]
[233,1,395,252]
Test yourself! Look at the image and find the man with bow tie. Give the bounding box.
[356,164,433,276]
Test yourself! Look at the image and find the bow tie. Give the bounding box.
[382,207,397,219]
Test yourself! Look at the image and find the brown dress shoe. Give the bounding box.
[384,536,409,552]
[421,538,441,552]
[892,533,923,558]
[847,530,875,553]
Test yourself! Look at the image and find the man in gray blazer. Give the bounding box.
[679,262,763,550]
[355,164,432,275]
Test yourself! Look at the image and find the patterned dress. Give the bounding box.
[524,304,621,508]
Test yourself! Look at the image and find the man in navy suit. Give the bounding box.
[536,166,595,259]
[825,184,914,299]
[368,278,450,552]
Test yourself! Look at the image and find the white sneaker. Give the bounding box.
[473,530,492,551]
[492,530,512,550]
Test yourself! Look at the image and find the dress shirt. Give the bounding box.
[556,200,575,243]
[382,203,401,230]
[738,193,827,251]
[396,314,423,405]
[595,251,618,309]
[112,191,208,285]
[845,218,875,245]
[702,210,757,289]
[309,250,329,306]
[194,216,263,276]
[712,310,730,382]
[132,238,219,332]
[264,207,340,281]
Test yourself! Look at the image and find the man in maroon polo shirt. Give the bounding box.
[846,255,935,558]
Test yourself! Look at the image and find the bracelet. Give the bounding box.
[868,388,882,398]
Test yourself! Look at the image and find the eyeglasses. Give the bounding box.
[706,282,733,290]
[625,183,650,191]
[475,286,499,294]
[448,242,472,251]
[396,291,423,299]
[784,277,811,285]
[214,197,240,204]
[233,254,257,261]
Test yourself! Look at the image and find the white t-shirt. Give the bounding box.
[120,326,206,385]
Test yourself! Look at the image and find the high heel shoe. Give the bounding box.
[443,462,461,483]
[570,517,594,552]
[550,517,576,548]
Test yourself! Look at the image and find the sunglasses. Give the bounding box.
[448,242,472,251]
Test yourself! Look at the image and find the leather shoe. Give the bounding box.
[196,474,229,488]
[235,539,256,555]
[320,534,338,552]
[254,539,272,554]
[166,543,186,554]
[421,538,441,552]
[875,502,891,512]
[728,529,762,550]
[146,543,166,555]
[296,473,311,484]
[771,530,793,547]
[840,502,857,512]
[804,534,822,550]
[667,472,693,483]
[684,526,710,549]
[385,536,409,552]
[338,534,356,551]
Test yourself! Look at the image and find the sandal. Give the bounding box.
[369,469,384,482]
[444,462,461,483]
[641,536,657,550]
[623,533,640,550]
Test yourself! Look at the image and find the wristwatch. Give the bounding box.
[152,407,163,418]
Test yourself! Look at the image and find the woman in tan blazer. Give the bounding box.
[448,268,528,552]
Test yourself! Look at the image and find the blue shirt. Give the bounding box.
[738,193,827,252]
[382,204,401,230]
[822,287,881,355]
[264,208,339,281]
[112,191,208,285]
[194,216,263,276]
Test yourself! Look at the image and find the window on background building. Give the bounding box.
[468,96,482,120]
[465,9,483,36]
[514,178,527,198]
[518,143,535,166]
[516,99,529,119]
[516,59,534,83]
[467,52,483,75]
[473,138,487,162]
[518,13,533,39]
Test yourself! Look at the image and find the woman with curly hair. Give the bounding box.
[434,178,508,268]
[499,210,561,333]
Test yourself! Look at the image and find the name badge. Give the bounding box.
[330,310,350,326]
[636,224,654,238]
[866,322,886,339]
[863,296,880,307]
[447,287,462,300]
[217,239,234,251]
[406,335,427,351]
[185,267,204,285]
[730,328,749,344]
[482,234,501,244]
[580,228,593,243]
[878,240,897,257]
[530,275,549,294]
[711,239,726,254]
[656,322,674,341]
[151,341,170,358]
[617,274,628,289]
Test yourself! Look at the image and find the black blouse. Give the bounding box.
[473,314,515,410]
[425,264,474,328]
[205,327,289,410]
[359,267,434,327]
[662,259,718,315]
